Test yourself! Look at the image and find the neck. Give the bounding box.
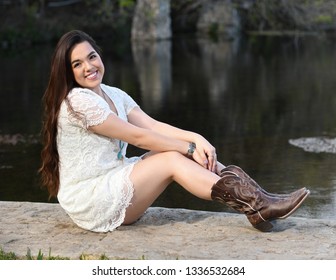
[91,84,103,95]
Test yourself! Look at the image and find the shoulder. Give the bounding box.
[66,87,109,113]
[68,87,96,97]
[67,87,100,103]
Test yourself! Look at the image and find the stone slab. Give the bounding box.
[0,201,335,259]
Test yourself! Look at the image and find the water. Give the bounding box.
[1,34,335,220]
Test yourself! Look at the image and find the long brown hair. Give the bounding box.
[39,30,102,199]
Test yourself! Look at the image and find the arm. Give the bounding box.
[88,112,190,156]
[128,107,217,171]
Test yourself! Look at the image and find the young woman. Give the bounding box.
[40,30,310,233]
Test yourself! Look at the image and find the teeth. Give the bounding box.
[86,71,97,79]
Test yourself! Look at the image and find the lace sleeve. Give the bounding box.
[67,88,112,129]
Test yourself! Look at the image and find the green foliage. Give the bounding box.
[0,247,48,260]
[79,253,110,260]
[26,248,43,260]
[0,247,150,260]
[0,0,136,48]
[245,0,298,31]
[244,0,336,32]
[23,247,69,260]
[314,14,333,23]
[119,0,136,9]
[0,247,17,260]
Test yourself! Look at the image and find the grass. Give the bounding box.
[0,248,16,260]
[0,247,69,260]
[0,247,147,260]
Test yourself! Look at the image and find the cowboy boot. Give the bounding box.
[211,170,310,232]
[219,165,307,198]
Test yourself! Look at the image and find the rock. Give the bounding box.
[131,0,171,41]
[0,201,335,259]
[243,0,336,33]
[289,137,336,154]
[197,0,241,39]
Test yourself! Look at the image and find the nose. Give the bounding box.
[83,60,94,72]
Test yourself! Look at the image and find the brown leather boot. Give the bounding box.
[211,170,310,232]
[220,165,307,198]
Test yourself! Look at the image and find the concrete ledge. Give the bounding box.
[0,201,335,259]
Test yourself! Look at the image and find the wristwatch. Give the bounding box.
[187,142,196,157]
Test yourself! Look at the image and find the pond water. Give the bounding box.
[1,34,336,220]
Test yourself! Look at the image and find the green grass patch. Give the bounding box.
[0,247,69,260]
[0,247,148,260]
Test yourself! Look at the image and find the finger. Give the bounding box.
[203,158,209,169]
[199,151,209,169]
[207,153,217,172]
[193,150,208,169]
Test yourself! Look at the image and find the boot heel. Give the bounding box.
[252,220,274,232]
[211,168,310,232]
[247,211,274,232]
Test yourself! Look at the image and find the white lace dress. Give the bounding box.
[57,84,141,232]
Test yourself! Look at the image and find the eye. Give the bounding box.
[73,62,81,69]
[89,53,97,60]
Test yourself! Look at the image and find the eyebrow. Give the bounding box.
[71,51,96,65]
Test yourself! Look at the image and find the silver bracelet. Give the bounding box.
[187,142,196,157]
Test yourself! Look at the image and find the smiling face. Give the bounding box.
[70,41,105,94]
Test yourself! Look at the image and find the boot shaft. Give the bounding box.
[211,168,310,232]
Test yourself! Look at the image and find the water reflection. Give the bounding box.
[1,35,336,220]
[132,39,172,113]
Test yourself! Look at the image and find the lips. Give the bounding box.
[85,71,98,80]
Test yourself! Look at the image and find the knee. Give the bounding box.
[161,150,185,163]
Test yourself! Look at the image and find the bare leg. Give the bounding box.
[124,153,309,232]
[123,151,220,224]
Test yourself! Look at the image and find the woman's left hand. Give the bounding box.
[193,135,217,172]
